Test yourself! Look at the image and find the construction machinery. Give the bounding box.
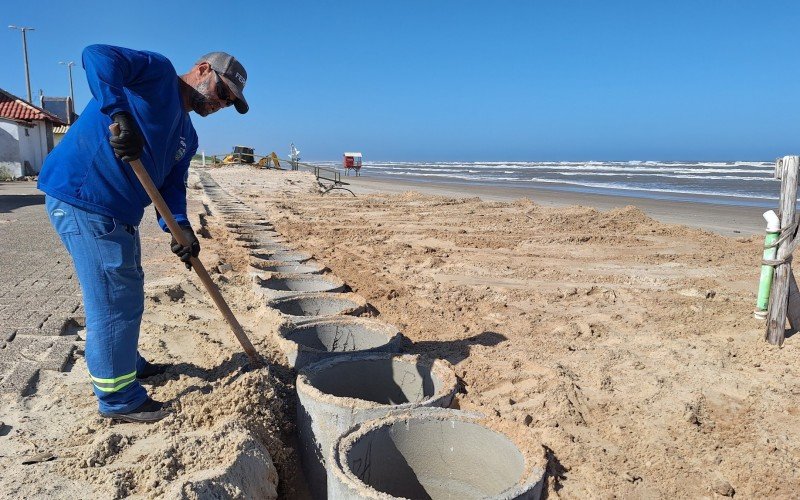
[256,152,282,169]
[223,145,255,164]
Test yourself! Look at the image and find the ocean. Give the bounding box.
[313,160,780,208]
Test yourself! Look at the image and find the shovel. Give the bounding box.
[110,123,262,368]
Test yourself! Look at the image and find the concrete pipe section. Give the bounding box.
[229,227,277,236]
[242,243,293,254]
[227,218,268,226]
[238,236,288,246]
[267,292,367,323]
[296,354,457,498]
[328,409,546,500]
[276,317,402,369]
[227,223,276,231]
[233,233,282,243]
[252,250,313,263]
[225,221,273,229]
[253,273,346,299]
[233,233,279,242]
[218,208,252,214]
[225,213,272,224]
[248,258,326,275]
[218,212,250,218]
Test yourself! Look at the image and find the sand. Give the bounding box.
[0,187,304,498]
[209,165,798,497]
[342,176,767,236]
[2,164,798,498]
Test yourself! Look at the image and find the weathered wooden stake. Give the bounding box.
[787,269,800,330]
[766,155,800,345]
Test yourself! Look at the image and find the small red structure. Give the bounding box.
[342,152,362,176]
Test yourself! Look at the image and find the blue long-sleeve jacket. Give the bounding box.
[38,45,198,230]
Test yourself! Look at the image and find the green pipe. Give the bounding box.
[755,210,781,318]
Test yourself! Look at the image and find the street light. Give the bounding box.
[8,25,35,103]
[59,61,75,120]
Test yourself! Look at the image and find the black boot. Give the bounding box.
[99,398,169,423]
[137,362,169,380]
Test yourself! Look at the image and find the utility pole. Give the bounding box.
[8,25,35,103]
[59,61,75,121]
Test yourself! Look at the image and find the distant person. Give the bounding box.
[38,45,249,423]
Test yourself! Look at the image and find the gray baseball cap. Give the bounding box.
[196,51,249,114]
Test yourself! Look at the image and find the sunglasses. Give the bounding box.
[214,72,236,107]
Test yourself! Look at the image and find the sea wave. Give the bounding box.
[521,177,777,200]
[310,159,779,202]
[361,163,773,174]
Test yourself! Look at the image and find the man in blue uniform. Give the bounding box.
[38,45,249,423]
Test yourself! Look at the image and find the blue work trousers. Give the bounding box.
[45,195,149,413]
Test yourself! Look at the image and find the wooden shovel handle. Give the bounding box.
[109,123,262,367]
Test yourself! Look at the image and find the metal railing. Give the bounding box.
[312,165,341,184]
[201,154,352,194]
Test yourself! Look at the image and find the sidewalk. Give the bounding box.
[0,182,82,396]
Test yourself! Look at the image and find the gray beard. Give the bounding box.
[191,81,214,116]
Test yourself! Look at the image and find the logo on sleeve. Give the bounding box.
[175,137,187,162]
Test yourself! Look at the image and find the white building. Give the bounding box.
[0,88,64,179]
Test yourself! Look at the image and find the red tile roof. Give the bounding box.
[0,88,65,125]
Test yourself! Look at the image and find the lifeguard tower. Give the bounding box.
[290,143,301,170]
[342,152,362,176]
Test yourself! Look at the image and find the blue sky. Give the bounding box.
[2,1,798,161]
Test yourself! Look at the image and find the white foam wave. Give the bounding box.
[556,172,774,181]
[521,177,777,200]
[362,163,773,175]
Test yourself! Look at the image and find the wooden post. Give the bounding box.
[766,156,800,345]
[788,269,800,330]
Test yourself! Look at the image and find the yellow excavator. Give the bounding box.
[256,152,282,169]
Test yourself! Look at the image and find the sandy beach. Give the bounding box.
[2,164,798,498]
[342,175,767,236]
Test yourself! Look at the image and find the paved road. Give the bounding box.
[0,182,81,396]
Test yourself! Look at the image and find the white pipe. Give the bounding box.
[764,210,780,232]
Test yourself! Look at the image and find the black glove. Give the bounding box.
[109,112,144,162]
[170,224,200,269]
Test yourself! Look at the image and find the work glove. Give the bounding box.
[170,224,200,270]
[109,111,144,162]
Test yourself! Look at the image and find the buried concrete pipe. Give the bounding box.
[276,317,402,369]
[226,217,270,226]
[229,226,277,236]
[328,409,546,500]
[218,209,255,216]
[234,234,286,248]
[236,234,287,245]
[238,240,291,252]
[226,222,274,231]
[296,354,457,498]
[267,292,367,323]
[227,223,276,232]
[252,250,313,263]
[226,219,271,225]
[218,208,252,214]
[253,273,346,298]
[248,258,325,275]
[240,231,285,240]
